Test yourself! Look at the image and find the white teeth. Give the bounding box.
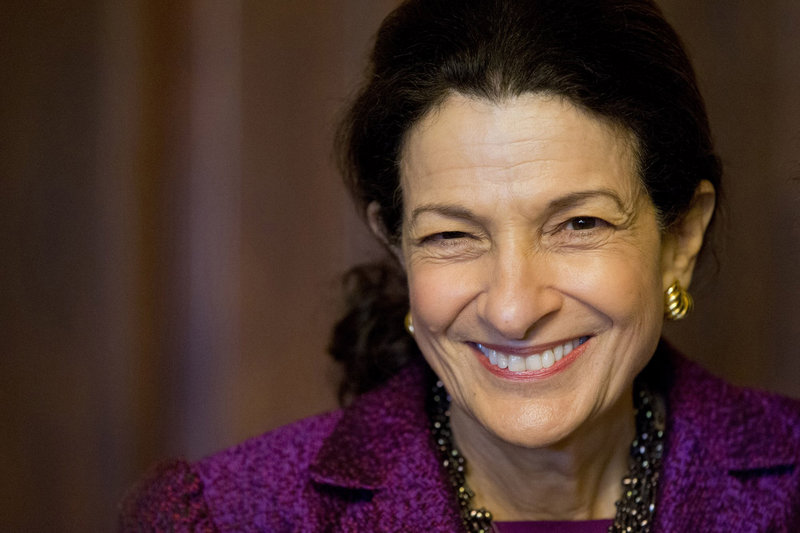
[526,354,542,371]
[477,338,586,373]
[554,344,563,361]
[497,352,508,369]
[508,355,526,372]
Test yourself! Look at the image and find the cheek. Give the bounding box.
[561,247,663,321]
[407,263,478,333]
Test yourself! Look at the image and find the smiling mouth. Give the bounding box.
[474,336,590,372]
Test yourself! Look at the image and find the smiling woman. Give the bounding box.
[397,94,674,453]
[387,93,712,523]
[121,1,800,531]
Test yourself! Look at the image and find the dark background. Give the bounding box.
[2,1,798,530]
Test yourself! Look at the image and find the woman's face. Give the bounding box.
[397,93,683,448]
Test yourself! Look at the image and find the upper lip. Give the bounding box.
[472,336,587,356]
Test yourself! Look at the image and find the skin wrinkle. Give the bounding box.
[391,92,712,520]
[394,90,646,238]
[400,92,644,174]
[409,189,637,232]
[450,387,634,519]
[407,193,644,268]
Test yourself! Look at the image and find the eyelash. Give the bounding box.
[563,216,609,231]
[420,231,472,245]
[418,217,612,248]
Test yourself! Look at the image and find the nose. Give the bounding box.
[478,245,562,340]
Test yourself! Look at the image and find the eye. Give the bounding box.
[565,216,605,230]
[424,231,471,242]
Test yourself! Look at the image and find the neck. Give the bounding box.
[449,390,635,521]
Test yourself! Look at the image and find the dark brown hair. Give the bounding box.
[330,0,721,403]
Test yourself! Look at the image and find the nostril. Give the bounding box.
[480,287,563,341]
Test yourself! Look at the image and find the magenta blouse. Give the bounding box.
[494,520,613,532]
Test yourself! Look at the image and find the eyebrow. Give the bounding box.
[409,204,479,227]
[408,188,633,227]
[546,189,631,214]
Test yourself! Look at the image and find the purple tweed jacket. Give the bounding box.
[121,342,800,532]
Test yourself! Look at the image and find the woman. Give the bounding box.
[122,0,800,531]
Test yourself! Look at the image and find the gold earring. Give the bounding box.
[404,312,415,335]
[664,280,693,320]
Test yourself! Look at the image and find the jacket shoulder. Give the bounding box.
[119,459,217,532]
[120,411,344,532]
[656,345,800,531]
[193,410,344,530]
[668,351,800,463]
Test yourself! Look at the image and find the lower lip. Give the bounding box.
[473,339,590,381]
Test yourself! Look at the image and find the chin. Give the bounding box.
[480,399,600,449]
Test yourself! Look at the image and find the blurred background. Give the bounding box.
[1,1,798,530]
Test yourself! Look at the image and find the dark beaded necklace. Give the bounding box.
[427,379,665,533]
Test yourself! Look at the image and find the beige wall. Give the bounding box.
[1,1,798,530]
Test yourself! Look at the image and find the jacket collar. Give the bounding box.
[312,344,800,486]
[309,342,800,528]
[307,361,464,530]
[308,360,442,490]
[654,341,800,530]
[658,341,800,472]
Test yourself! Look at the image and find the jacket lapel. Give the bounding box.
[308,344,800,531]
[653,345,800,531]
[308,362,464,530]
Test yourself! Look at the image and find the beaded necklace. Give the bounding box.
[427,379,665,533]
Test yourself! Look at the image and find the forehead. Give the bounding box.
[399,93,642,208]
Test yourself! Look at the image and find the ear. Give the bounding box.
[367,202,405,267]
[660,180,716,290]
